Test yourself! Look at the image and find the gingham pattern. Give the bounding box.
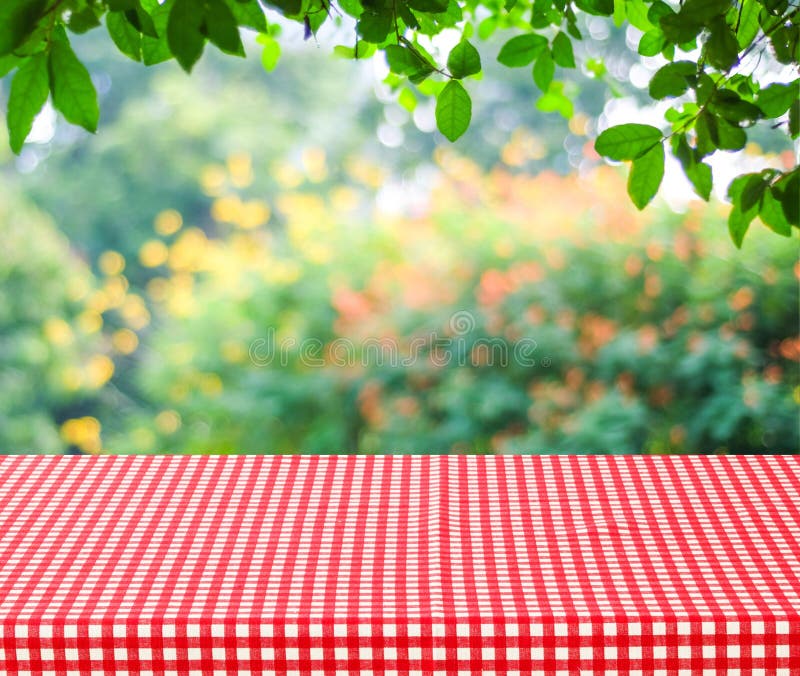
[0,455,798,675]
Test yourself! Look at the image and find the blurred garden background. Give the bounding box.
[1,18,798,455]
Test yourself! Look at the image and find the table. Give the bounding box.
[1,455,798,674]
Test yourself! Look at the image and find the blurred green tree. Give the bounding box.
[0,187,110,453]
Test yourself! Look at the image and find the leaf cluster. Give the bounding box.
[1,0,798,245]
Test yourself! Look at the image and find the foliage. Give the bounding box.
[84,152,797,454]
[1,0,798,245]
[0,188,112,454]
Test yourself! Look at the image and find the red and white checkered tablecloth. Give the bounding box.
[0,455,798,674]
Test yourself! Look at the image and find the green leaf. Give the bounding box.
[770,25,798,65]
[167,0,206,71]
[677,0,731,24]
[497,34,547,67]
[0,55,19,78]
[648,60,695,99]
[595,123,662,161]
[673,134,713,200]
[739,173,769,212]
[709,89,762,124]
[447,40,481,78]
[125,6,158,38]
[704,17,739,71]
[685,159,713,201]
[225,0,267,32]
[574,0,613,16]
[48,28,99,133]
[264,0,302,14]
[68,7,103,34]
[204,0,245,56]
[142,0,173,66]
[625,0,654,31]
[627,142,664,209]
[407,0,448,11]
[107,12,143,62]
[107,0,137,10]
[0,0,46,57]
[727,173,761,247]
[436,79,472,141]
[638,29,666,56]
[659,12,702,44]
[225,0,267,33]
[646,1,672,25]
[536,80,573,118]
[532,49,554,91]
[777,172,799,226]
[715,117,746,150]
[735,0,760,49]
[790,99,800,139]
[727,205,752,247]
[398,87,417,112]
[694,110,717,156]
[759,187,792,236]
[259,34,280,71]
[357,11,393,43]
[333,40,376,59]
[551,31,575,68]
[756,82,800,118]
[478,17,497,39]
[6,53,49,154]
[337,0,363,18]
[385,44,434,83]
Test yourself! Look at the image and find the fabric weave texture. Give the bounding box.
[0,454,798,674]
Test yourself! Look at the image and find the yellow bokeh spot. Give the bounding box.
[211,195,243,225]
[263,260,302,285]
[221,340,247,364]
[85,354,115,388]
[166,289,196,317]
[43,318,73,346]
[744,141,762,156]
[120,294,150,330]
[103,275,129,308]
[154,209,183,236]
[139,240,169,267]
[199,372,223,397]
[568,113,589,136]
[200,164,227,196]
[146,277,169,303]
[494,239,514,258]
[272,161,304,189]
[87,290,110,314]
[330,186,360,213]
[98,250,125,276]
[60,416,102,453]
[155,409,182,435]
[66,276,90,302]
[131,426,156,451]
[169,228,208,271]
[77,311,103,334]
[112,328,139,355]
[60,366,82,391]
[238,200,271,229]
[301,147,328,183]
[168,342,195,365]
[345,156,386,188]
[227,152,254,188]
[304,243,332,264]
[169,382,190,402]
[500,130,548,166]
